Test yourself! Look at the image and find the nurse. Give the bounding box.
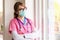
[8,2,36,40]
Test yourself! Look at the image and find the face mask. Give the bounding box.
[19,10,25,17]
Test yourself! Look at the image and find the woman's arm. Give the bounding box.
[9,19,26,40]
[24,19,40,39]
[24,27,40,39]
[12,31,25,40]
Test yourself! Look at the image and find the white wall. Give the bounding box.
[3,0,17,40]
[25,0,34,21]
[48,0,55,40]
[17,0,25,4]
[43,0,49,40]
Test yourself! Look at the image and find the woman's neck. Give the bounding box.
[18,16,24,21]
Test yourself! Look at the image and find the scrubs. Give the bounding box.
[9,17,35,40]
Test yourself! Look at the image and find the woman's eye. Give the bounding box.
[19,9,21,10]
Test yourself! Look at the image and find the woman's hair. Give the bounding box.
[14,2,23,18]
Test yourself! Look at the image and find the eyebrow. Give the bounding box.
[19,8,24,10]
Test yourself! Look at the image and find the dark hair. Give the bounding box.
[14,2,23,18]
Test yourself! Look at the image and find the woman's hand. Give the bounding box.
[23,35,25,38]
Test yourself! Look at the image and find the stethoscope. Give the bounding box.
[16,17,27,30]
[16,17,32,33]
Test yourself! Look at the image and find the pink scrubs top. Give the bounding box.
[9,17,34,34]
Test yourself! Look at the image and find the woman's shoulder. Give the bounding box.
[25,17,31,21]
[10,18,17,23]
[25,17,33,23]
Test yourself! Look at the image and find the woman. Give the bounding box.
[8,2,37,40]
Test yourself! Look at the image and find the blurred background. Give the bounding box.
[1,0,60,40]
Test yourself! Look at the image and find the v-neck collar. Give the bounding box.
[17,17,26,25]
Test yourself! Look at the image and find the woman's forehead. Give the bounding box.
[19,4,27,9]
